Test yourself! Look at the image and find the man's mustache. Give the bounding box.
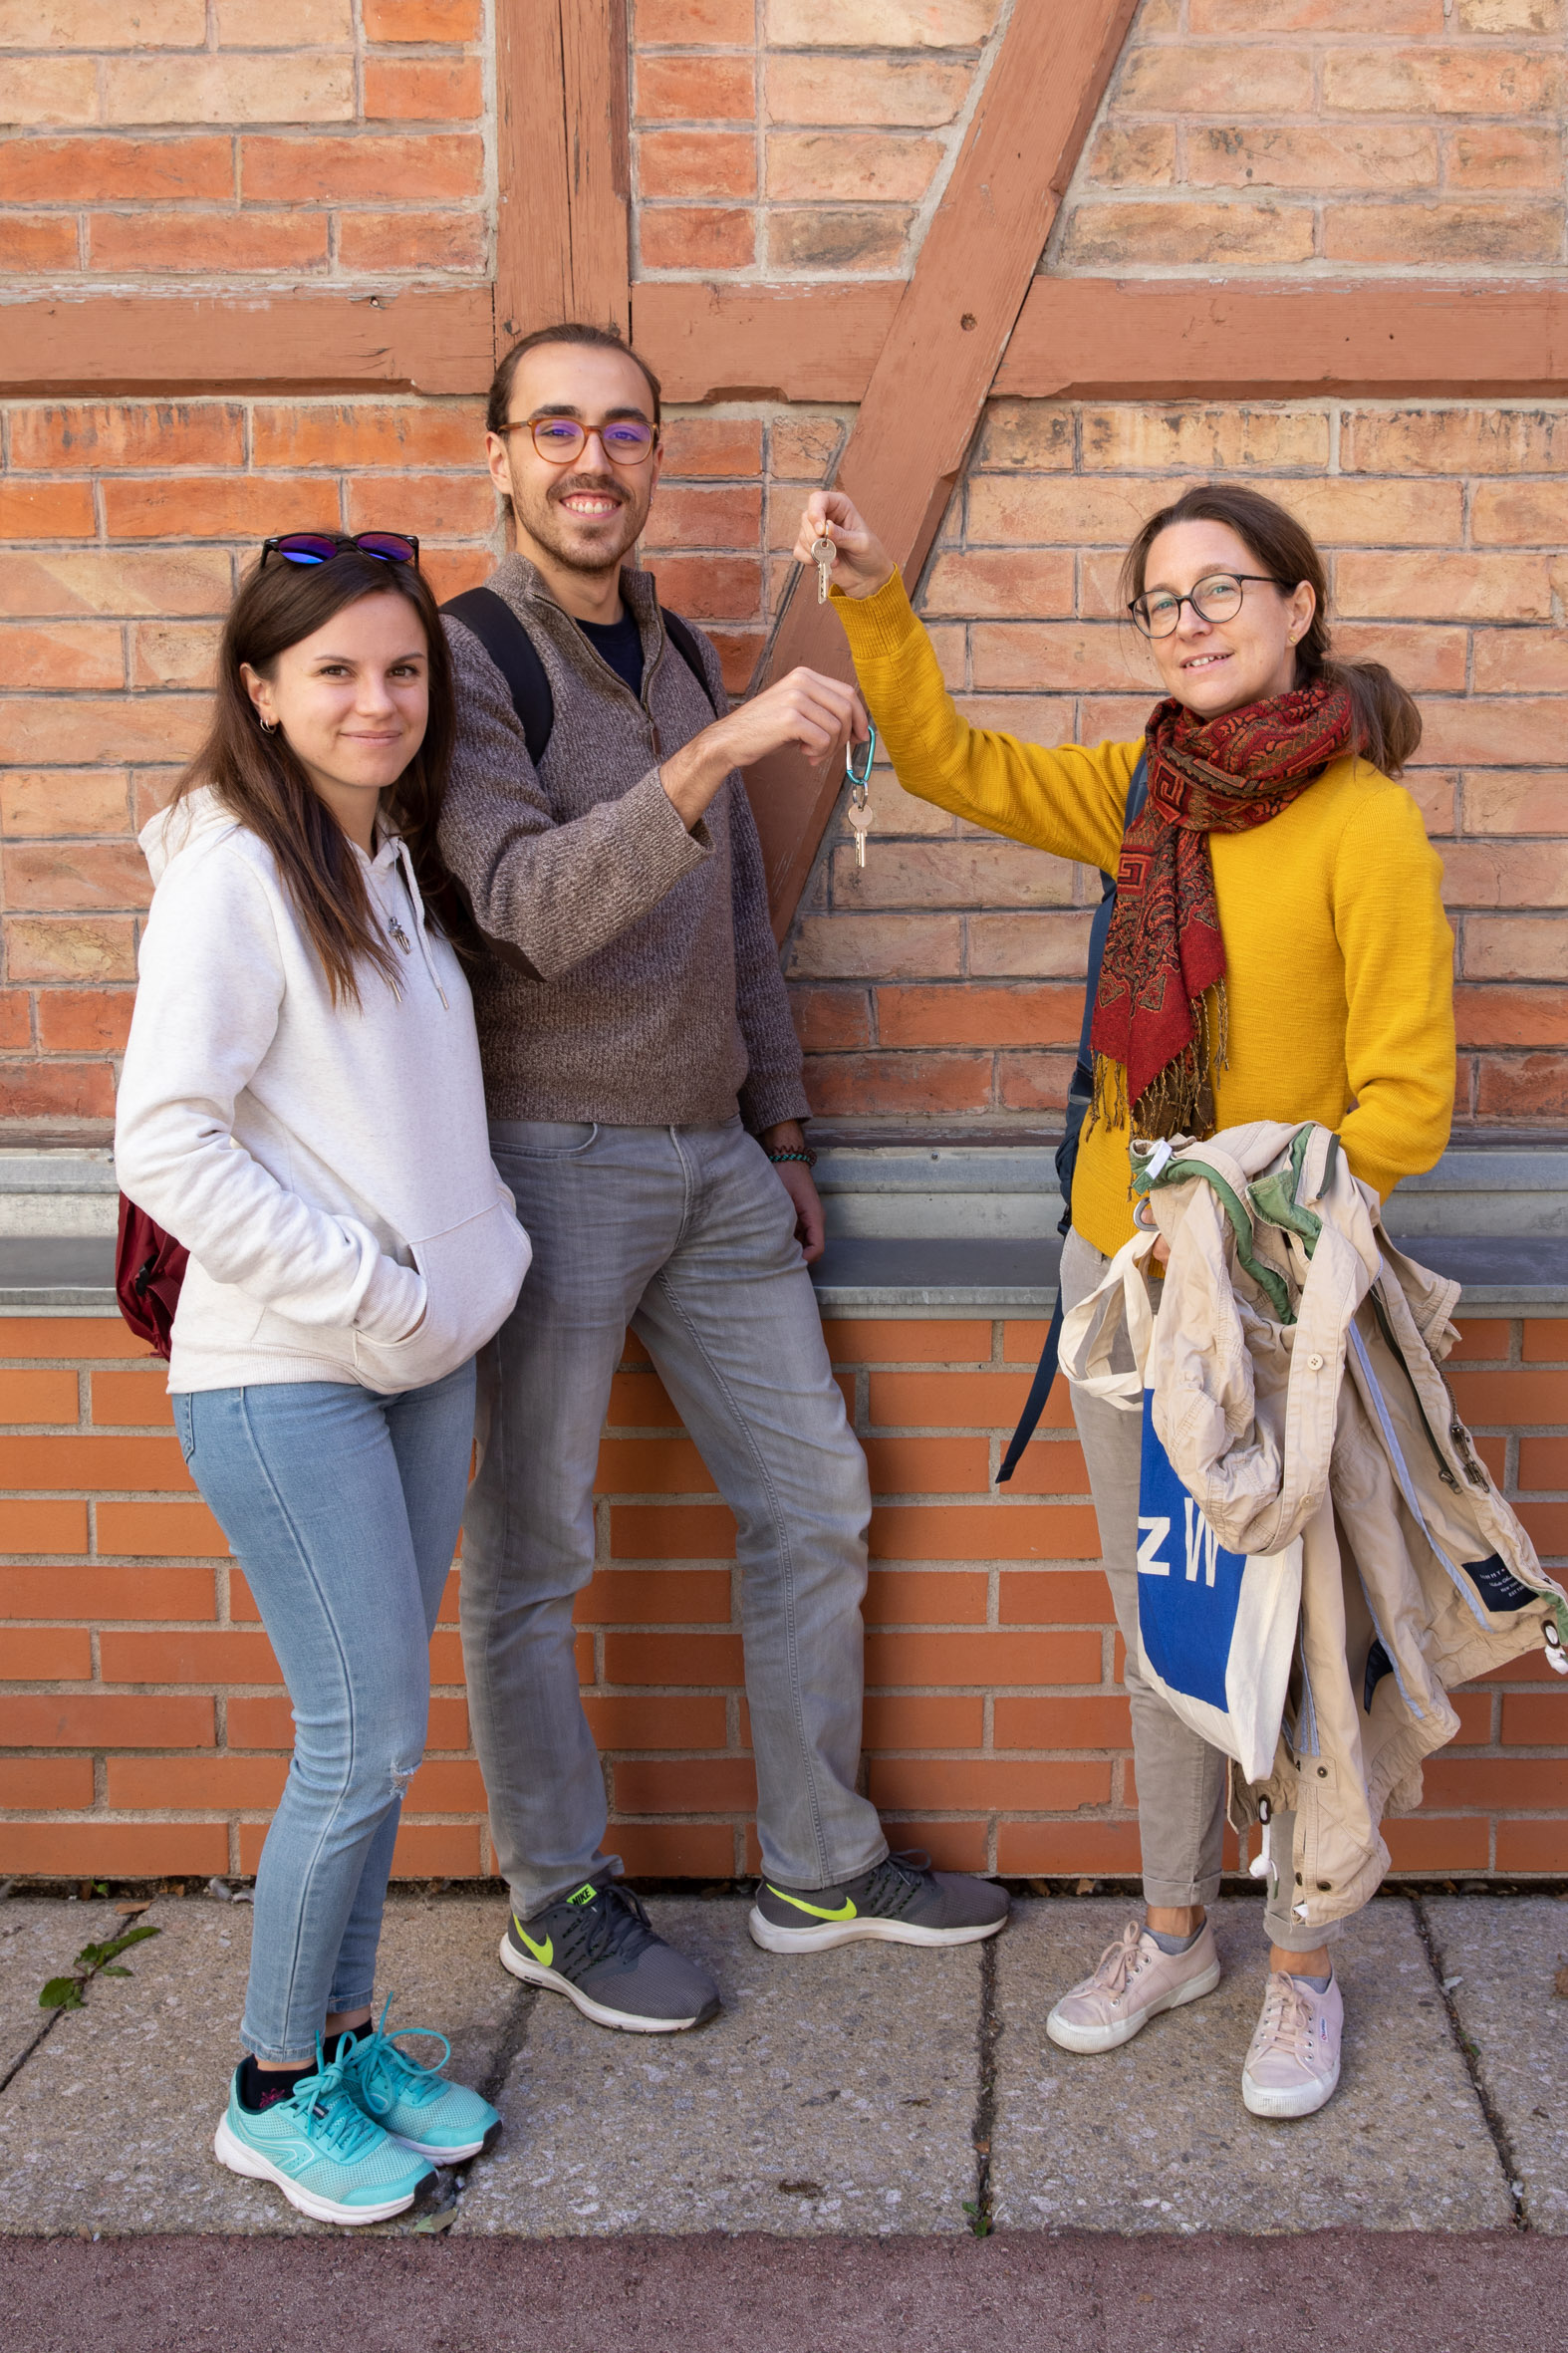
[548,472,628,506]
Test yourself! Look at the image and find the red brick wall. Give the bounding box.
[2,1310,1564,1883]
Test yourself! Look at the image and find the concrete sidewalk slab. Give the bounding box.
[990,1895,1512,2232]
[456,1896,982,2237]
[0,1900,122,2085]
[0,1893,520,2236]
[1425,1894,1568,2233]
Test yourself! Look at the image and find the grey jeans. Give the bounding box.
[1061,1226,1332,1954]
[461,1118,887,1917]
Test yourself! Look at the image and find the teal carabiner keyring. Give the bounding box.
[845,723,877,869]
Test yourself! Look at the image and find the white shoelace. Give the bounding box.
[1080,1922,1148,1998]
[1253,1974,1319,2067]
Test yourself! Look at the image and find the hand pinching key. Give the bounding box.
[845,725,877,870]
[810,532,836,605]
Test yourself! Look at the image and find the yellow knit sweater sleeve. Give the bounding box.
[1333,778,1455,1200]
[834,570,1140,872]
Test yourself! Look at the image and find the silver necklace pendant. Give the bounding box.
[388,915,412,954]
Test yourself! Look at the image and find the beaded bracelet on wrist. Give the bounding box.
[764,1146,817,1169]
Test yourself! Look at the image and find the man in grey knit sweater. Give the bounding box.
[440,326,1007,2034]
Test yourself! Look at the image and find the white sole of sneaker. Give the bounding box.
[1241,2057,1341,2119]
[498,1933,711,2033]
[746,1905,1007,1955]
[213,2114,425,2226]
[1044,1958,1222,2054]
[388,2125,497,2164]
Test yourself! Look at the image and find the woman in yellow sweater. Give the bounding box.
[796,479,1453,2120]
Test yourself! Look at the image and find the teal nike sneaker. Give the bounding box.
[337,2000,502,2163]
[213,2046,437,2226]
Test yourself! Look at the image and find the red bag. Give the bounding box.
[116,1193,188,1361]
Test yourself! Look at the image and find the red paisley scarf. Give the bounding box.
[1089,674,1355,1138]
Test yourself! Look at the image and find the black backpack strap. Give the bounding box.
[659,607,718,716]
[997,748,1149,1485]
[442,587,554,768]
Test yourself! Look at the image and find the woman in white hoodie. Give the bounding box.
[116,534,531,2226]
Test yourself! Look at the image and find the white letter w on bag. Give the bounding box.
[1137,1516,1172,1577]
[1183,1498,1218,1588]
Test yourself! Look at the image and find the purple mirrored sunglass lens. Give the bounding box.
[274,535,342,566]
[356,533,418,564]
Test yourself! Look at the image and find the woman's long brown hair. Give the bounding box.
[1121,481,1423,774]
[171,547,460,1005]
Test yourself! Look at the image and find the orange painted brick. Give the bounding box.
[1520,1438,1564,1490]
[0,1433,192,1492]
[225,1696,294,1750]
[0,1565,215,1621]
[0,991,30,1049]
[250,400,483,470]
[428,1630,465,1683]
[998,1570,1115,1625]
[0,1369,78,1424]
[997,1821,1142,1876]
[639,207,757,271]
[637,55,755,121]
[0,135,233,203]
[595,1437,715,1494]
[639,555,759,623]
[869,1369,1032,1428]
[89,212,331,274]
[790,986,874,1054]
[336,210,487,273]
[1325,202,1561,267]
[804,1051,991,1119]
[1,215,82,273]
[102,475,340,544]
[822,1320,991,1366]
[391,1823,483,1877]
[1446,126,1562,191]
[241,134,481,204]
[612,1758,757,1813]
[1000,1441,1091,1499]
[1321,47,1560,118]
[0,1060,118,1125]
[0,1627,91,1680]
[1450,1691,1495,1746]
[863,1568,987,1626]
[870,1504,1101,1561]
[1380,1818,1491,1873]
[0,482,96,541]
[88,1370,175,1429]
[1064,199,1316,271]
[862,1694,984,1750]
[97,1500,229,1556]
[637,0,753,37]
[659,418,764,478]
[100,1629,281,1685]
[1495,1821,1568,1874]
[581,1695,727,1750]
[363,57,483,119]
[1445,1321,1513,1362]
[602,1631,744,1687]
[2,1500,89,1555]
[994,1695,1131,1749]
[346,472,499,540]
[107,1754,289,1811]
[0,549,231,621]
[0,622,122,693]
[609,1503,736,1560]
[1425,1757,1568,1808]
[876,982,1081,1049]
[643,483,763,553]
[639,130,756,200]
[403,1758,488,1811]
[869,1818,989,1871]
[0,1757,92,1810]
[0,1823,229,1877]
[1447,1367,1568,1424]
[873,1757,1111,1812]
[573,1568,732,1626]
[861,1436,990,1495]
[0,1693,213,1746]
[866,1630,1102,1688]
[1523,1323,1568,1364]
[1519,1501,1568,1554]
[363,0,481,34]
[5,838,153,912]
[610,1822,738,1879]
[36,989,135,1054]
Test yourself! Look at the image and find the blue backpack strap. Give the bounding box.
[997,748,1149,1485]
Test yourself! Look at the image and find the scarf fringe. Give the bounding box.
[1088,980,1229,1148]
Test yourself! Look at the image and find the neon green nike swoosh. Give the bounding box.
[513,1918,554,1968]
[764,1885,857,1923]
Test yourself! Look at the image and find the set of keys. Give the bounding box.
[805,527,876,867]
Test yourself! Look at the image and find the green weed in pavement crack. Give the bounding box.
[39,1924,161,2013]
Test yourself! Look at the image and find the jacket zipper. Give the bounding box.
[1366,1286,1461,1493]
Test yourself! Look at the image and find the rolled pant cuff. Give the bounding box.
[241,2031,323,2067]
[1263,1915,1343,1955]
[1143,1876,1222,1911]
[759,1837,889,1892]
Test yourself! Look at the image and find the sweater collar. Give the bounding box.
[487,551,663,673]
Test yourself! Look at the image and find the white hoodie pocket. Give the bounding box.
[351,1192,531,1395]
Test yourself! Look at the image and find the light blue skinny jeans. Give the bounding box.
[173,1363,476,2063]
[461,1118,886,1916]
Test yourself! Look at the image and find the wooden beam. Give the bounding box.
[496,0,631,351]
[634,281,899,402]
[0,292,496,396]
[738,0,1142,938]
[998,276,1568,399]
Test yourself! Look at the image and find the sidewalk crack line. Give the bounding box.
[1412,1891,1527,2231]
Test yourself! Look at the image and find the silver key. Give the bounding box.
[810,533,835,604]
[846,795,874,869]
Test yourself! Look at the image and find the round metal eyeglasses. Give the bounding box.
[508,415,656,467]
[1128,571,1284,640]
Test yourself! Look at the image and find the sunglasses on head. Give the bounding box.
[260,532,420,570]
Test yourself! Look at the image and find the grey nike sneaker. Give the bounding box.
[500,1879,720,2033]
[748,1849,1009,1953]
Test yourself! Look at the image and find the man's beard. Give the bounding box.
[517,473,647,574]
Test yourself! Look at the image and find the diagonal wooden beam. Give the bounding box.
[495,0,632,351]
[729,0,1141,938]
